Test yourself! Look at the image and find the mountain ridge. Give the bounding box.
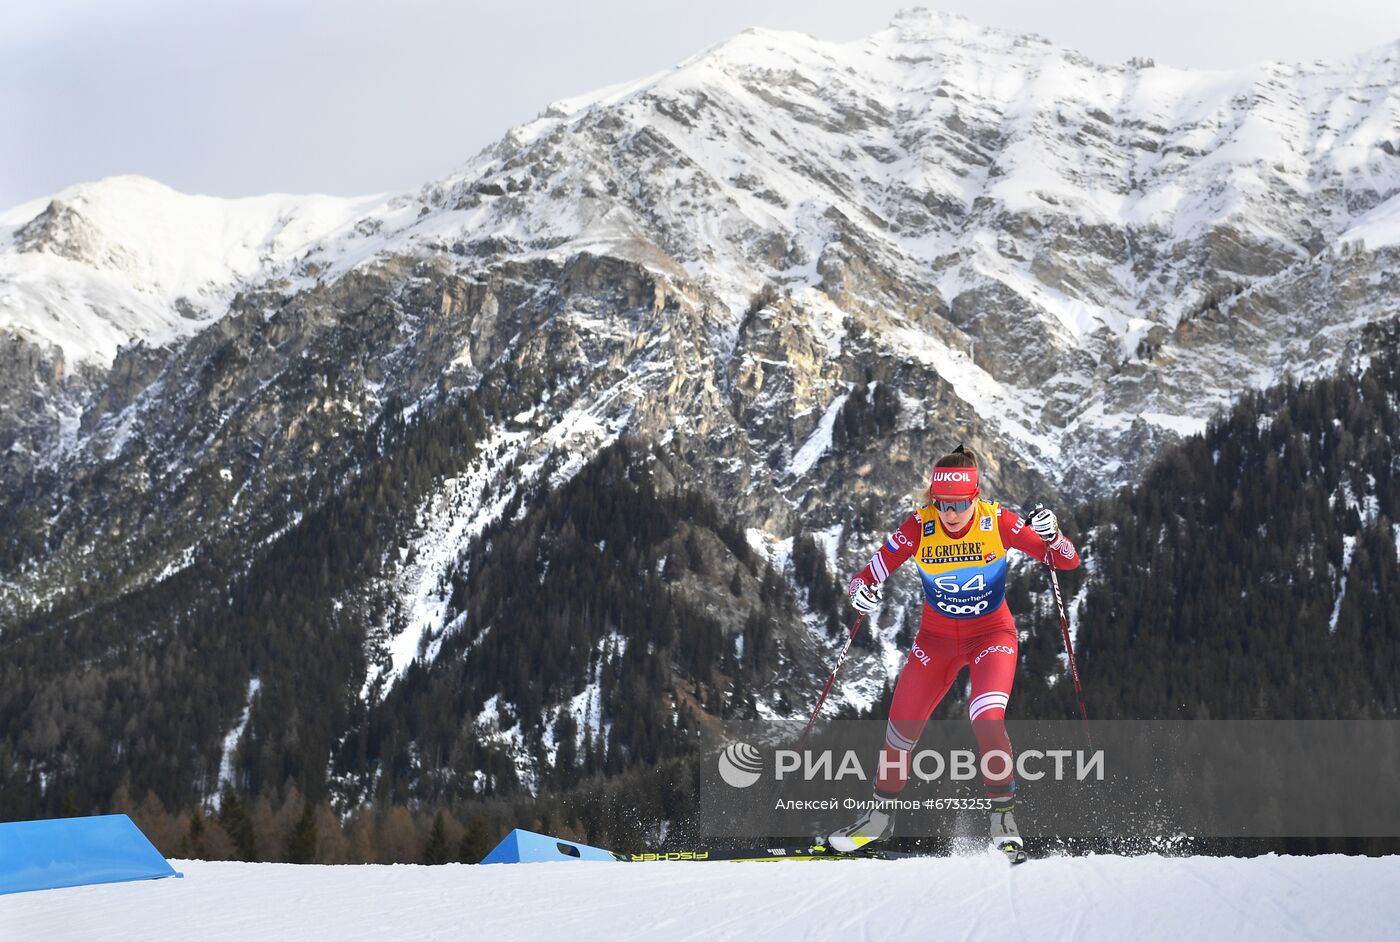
[1,10,1399,821]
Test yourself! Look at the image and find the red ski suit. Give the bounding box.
[848,500,1080,800]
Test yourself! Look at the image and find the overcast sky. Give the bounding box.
[4,0,1399,211]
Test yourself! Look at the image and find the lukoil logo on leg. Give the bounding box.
[718,742,764,788]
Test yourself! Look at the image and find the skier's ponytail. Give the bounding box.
[935,444,979,470]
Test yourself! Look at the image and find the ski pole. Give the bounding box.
[1030,504,1091,741]
[797,614,863,747]
[1045,551,1090,730]
[763,614,862,841]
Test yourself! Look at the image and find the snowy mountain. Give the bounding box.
[0,175,385,368]
[2,9,1399,814]
[7,11,1398,484]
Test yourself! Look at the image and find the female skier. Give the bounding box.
[827,445,1079,862]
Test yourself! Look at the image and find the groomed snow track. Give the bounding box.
[3,853,1396,940]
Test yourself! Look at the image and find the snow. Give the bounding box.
[787,391,848,478]
[368,392,627,699]
[0,176,387,367]
[5,16,1396,514]
[1330,534,1357,634]
[1061,550,1097,673]
[886,323,1059,462]
[808,523,845,570]
[213,676,261,804]
[1343,192,1400,251]
[367,422,529,696]
[403,13,1395,369]
[1138,411,1209,438]
[5,854,1398,941]
[542,69,674,122]
[744,527,777,562]
[152,544,197,585]
[543,631,627,764]
[473,695,532,792]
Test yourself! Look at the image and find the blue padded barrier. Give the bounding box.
[480,828,618,864]
[0,814,181,895]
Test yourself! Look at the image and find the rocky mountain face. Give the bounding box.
[1,10,1398,811]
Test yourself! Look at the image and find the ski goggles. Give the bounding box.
[933,497,977,513]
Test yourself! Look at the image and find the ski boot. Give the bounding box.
[990,797,1027,865]
[828,797,896,853]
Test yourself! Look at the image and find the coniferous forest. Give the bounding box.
[3,318,1398,863]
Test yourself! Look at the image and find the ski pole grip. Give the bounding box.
[1024,501,1053,543]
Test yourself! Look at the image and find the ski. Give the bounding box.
[615,842,910,862]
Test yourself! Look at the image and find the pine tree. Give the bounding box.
[285,802,318,864]
[423,811,451,865]
[181,808,208,860]
[459,816,492,864]
[219,791,258,862]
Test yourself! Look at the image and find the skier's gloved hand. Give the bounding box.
[849,580,882,614]
[1029,508,1060,542]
